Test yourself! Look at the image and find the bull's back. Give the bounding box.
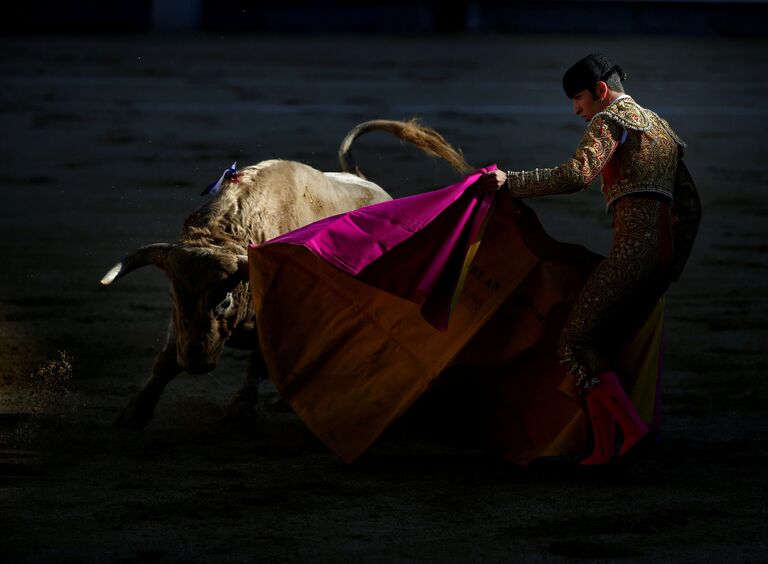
[193,160,392,246]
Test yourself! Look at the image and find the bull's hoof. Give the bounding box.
[113,407,151,431]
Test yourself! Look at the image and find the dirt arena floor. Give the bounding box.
[1,33,766,562]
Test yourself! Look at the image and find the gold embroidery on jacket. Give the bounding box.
[508,116,621,198]
[601,107,683,208]
[508,97,687,210]
[593,97,652,131]
[648,110,688,149]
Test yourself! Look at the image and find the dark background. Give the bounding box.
[4,1,768,35]
[1,1,766,562]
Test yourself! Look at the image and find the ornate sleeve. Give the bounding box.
[507,116,622,198]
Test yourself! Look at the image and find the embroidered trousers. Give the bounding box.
[558,194,675,389]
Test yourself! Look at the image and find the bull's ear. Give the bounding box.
[100,243,173,286]
[235,254,250,282]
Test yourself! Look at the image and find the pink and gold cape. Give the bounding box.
[248,166,663,465]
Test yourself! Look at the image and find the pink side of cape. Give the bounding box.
[250,165,497,330]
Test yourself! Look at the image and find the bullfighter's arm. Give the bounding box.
[506,115,622,198]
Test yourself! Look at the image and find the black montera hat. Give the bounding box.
[562,53,627,98]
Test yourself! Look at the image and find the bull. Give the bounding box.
[101,119,472,430]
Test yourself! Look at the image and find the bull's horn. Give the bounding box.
[100,243,173,286]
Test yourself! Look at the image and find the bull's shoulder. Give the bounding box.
[232,160,326,199]
[183,159,392,246]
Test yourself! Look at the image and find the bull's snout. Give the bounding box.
[175,335,223,375]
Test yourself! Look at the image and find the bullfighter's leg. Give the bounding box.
[223,348,268,422]
[557,196,673,461]
[558,195,673,389]
[114,323,181,430]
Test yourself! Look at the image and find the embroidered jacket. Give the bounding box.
[507,96,687,209]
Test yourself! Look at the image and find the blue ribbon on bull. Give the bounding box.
[201,162,237,196]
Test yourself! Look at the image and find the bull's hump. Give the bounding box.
[322,172,386,194]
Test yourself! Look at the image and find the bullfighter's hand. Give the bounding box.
[473,169,508,193]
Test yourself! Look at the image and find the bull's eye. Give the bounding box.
[213,292,233,318]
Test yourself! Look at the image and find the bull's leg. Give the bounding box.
[223,348,267,422]
[114,324,181,430]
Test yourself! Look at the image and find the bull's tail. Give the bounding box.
[338,118,474,180]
